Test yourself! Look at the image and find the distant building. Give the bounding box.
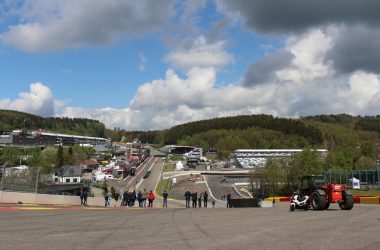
[80,159,100,173]
[0,130,110,149]
[52,165,82,183]
[159,145,195,155]
[231,149,328,168]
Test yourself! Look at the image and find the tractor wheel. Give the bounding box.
[324,202,330,210]
[311,192,326,210]
[339,195,354,210]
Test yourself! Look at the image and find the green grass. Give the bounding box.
[162,162,175,172]
[156,179,172,195]
[351,189,380,196]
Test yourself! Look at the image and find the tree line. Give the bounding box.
[0,110,106,138]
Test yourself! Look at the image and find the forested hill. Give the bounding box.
[165,115,323,145]
[0,110,106,138]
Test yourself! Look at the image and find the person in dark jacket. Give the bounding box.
[203,191,208,208]
[192,192,197,208]
[184,190,191,208]
[162,190,168,208]
[83,189,88,206]
[121,191,128,206]
[226,192,232,208]
[125,192,131,207]
[130,190,136,207]
[198,192,202,208]
[137,190,143,207]
[79,188,84,206]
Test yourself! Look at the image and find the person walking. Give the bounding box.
[79,188,84,206]
[107,190,113,207]
[130,190,136,207]
[198,192,202,208]
[114,192,119,207]
[184,190,191,208]
[121,191,127,206]
[192,192,197,208]
[148,190,155,207]
[104,189,109,207]
[212,199,216,208]
[272,198,276,207]
[162,190,168,208]
[137,190,143,207]
[226,192,232,208]
[203,191,208,208]
[142,189,148,208]
[83,189,88,206]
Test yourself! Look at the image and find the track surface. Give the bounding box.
[0,203,379,249]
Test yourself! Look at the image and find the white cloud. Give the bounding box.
[1,0,176,52]
[164,36,233,71]
[0,82,56,116]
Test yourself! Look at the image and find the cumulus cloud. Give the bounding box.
[242,50,294,86]
[326,25,380,74]
[218,0,380,76]
[164,36,233,71]
[1,0,176,52]
[217,0,380,34]
[0,82,56,116]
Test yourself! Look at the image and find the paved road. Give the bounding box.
[0,203,379,250]
[204,175,240,200]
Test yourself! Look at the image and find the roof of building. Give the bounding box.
[82,159,99,166]
[56,165,82,177]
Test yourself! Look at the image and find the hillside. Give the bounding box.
[1,110,379,170]
[0,110,106,138]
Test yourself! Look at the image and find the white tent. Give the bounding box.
[176,161,184,171]
[349,177,360,190]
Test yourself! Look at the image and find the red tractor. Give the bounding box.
[299,175,354,210]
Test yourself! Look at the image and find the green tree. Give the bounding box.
[56,146,64,167]
[264,159,285,196]
[354,156,375,170]
[41,147,58,167]
[110,186,116,198]
[101,181,108,196]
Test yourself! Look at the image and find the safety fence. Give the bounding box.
[324,167,380,188]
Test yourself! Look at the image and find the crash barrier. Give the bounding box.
[230,198,259,207]
[266,196,380,204]
[354,196,380,204]
[265,197,291,202]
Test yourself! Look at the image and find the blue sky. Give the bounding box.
[1,0,380,130]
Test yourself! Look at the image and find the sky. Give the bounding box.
[1,0,380,131]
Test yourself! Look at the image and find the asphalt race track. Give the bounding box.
[0,203,379,250]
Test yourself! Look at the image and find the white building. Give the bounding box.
[52,165,82,183]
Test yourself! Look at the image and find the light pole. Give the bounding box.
[35,167,41,195]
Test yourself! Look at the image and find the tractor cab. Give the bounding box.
[299,175,325,195]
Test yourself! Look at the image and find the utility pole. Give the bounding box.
[35,167,41,194]
[0,164,6,203]
[0,164,5,191]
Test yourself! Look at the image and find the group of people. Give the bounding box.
[119,189,156,208]
[184,190,214,208]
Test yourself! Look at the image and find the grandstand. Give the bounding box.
[0,130,110,148]
[231,149,328,168]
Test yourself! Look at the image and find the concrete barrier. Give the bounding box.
[0,191,105,206]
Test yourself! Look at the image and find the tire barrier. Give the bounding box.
[230,198,259,207]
